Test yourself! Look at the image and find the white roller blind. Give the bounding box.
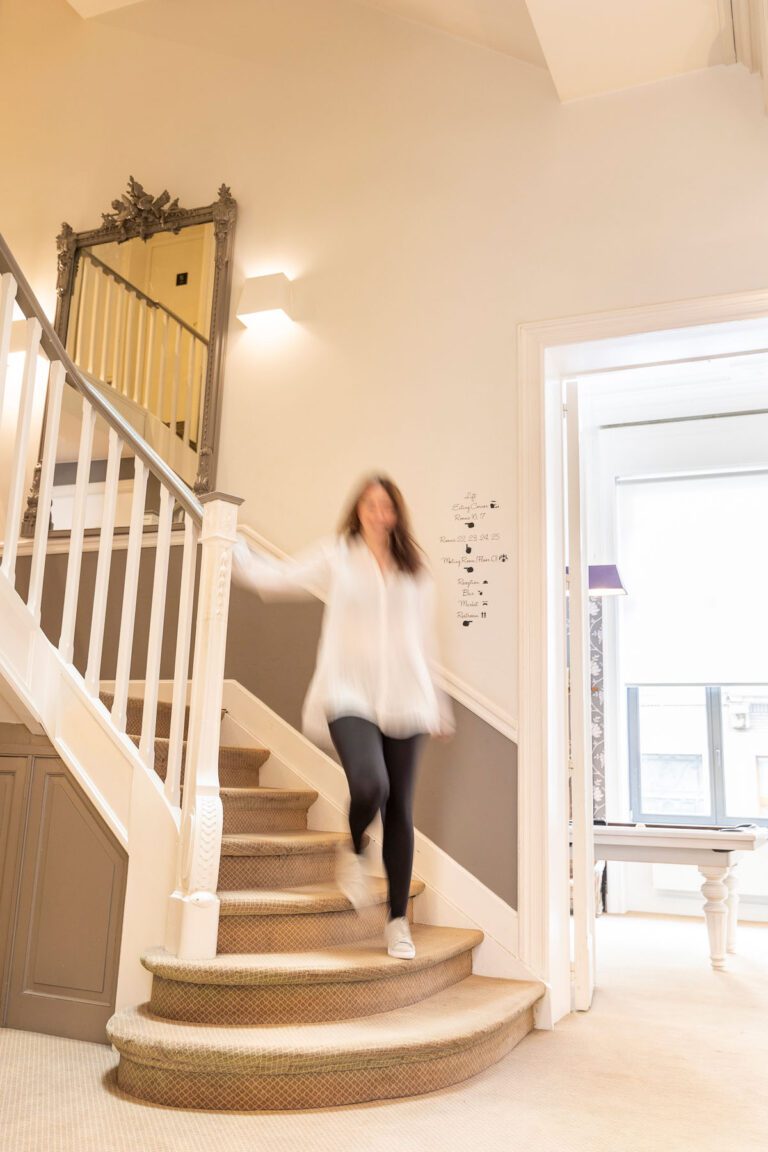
[618,471,768,684]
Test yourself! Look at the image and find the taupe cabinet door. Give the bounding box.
[0,750,127,1044]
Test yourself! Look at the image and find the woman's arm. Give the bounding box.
[231,535,335,601]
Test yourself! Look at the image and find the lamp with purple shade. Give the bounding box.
[588,564,626,597]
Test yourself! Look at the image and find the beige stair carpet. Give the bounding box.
[106,696,542,1109]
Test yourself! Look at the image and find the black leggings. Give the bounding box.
[328,716,422,920]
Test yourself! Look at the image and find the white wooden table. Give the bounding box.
[591,823,768,969]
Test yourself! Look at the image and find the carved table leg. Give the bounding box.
[725,864,739,954]
[698,866,729,970]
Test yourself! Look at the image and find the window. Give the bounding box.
[628,684,768,826]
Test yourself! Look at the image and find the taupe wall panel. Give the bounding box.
[16,546,517,908]
[4,758,127,1044]
[0,754,28,1020]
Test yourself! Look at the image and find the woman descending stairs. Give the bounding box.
[106,698,543,1110]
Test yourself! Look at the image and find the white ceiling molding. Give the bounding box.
[65,0,145,17]
[524,0,736,101]
[731,0,768,109]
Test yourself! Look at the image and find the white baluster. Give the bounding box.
[27,360,65,623]
[183,333,195,447]
[122,294,135,396]
[157,312,169,424]
[142,306,156,410]
[139,485,174,766]
[86,267,100,374]
[170,323,181,439]
[84,427,122,696]
[2,318,42,584]
[0,272,17,423]
[112,287,126,394]
[133,299,146,404]
[166,493,242,960]
[111,457,148,733]
[99,275,112,382]
[166,515,199,807]
[59,397,97,665]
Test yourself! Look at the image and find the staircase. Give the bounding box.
[106,699,543,1110]
[0,230,543,1110]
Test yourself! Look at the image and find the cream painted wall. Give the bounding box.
[2,0,768,725]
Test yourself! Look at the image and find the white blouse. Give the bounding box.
[231,533,454,746]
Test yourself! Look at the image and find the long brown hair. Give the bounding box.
[340,475,424,575]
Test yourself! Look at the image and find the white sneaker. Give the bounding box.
[385,916,416,959]
[336,845,372,910]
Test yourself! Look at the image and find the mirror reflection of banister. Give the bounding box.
[69,249,210,459]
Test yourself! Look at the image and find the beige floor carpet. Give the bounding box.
[2,913,767,1152]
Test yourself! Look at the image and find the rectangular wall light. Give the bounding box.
[237,273,294,326]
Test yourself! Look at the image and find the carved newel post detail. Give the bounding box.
[166,492,243,960]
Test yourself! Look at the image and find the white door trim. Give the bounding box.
[516,287,768,1024]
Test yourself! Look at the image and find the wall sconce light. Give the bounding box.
[237,274,295,327]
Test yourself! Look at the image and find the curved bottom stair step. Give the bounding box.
[144,924,484,1025]
[108,976,544,1111]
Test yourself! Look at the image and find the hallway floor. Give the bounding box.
[2,914,767,1152]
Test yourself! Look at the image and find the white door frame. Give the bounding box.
[516,287,768,1025]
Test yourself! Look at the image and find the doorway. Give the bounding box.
[517,290,768,1023]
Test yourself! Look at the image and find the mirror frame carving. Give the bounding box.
[52,176,236,496]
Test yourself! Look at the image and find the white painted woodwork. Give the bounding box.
[99,277,112,382]
[519,287,768,1024]
[157,312,169,420]
[166,516,198,807]
[699,866,729,969]
[0,273,17,423]
[2,318,42,584]
[143,306,155,409]
[184,333,194,446]
[133,300,146,404]
[170,325,181,439]
[167,495,242,961]
[122,294,135,398]
[111,286,125,394]
[59,398,97,664]
[139,486,174,766]
[27,361,65,623]
[725,864,739,952]
[111,457,148,732]
[74,258,88,362]
[84,426,122,695]
[565,382,596,1011]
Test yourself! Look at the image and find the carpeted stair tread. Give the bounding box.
[141,925,483,987]
[217,875,424,916]
[219,786,318,807]
[220,830,350,857]
[107,976,543,1074]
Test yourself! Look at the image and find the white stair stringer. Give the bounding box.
[0,569,180,1010]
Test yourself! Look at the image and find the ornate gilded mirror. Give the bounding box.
[52,177,236,495]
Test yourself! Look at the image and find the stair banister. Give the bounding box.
[0,231,242,964]
[166,491,243,960]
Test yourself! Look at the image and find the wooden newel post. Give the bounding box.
[166,492,243,959]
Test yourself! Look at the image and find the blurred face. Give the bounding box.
[357,483,398,541]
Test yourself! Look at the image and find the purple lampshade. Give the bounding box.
[587,564,626,597]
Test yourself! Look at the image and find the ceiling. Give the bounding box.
[65,0,766,104]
